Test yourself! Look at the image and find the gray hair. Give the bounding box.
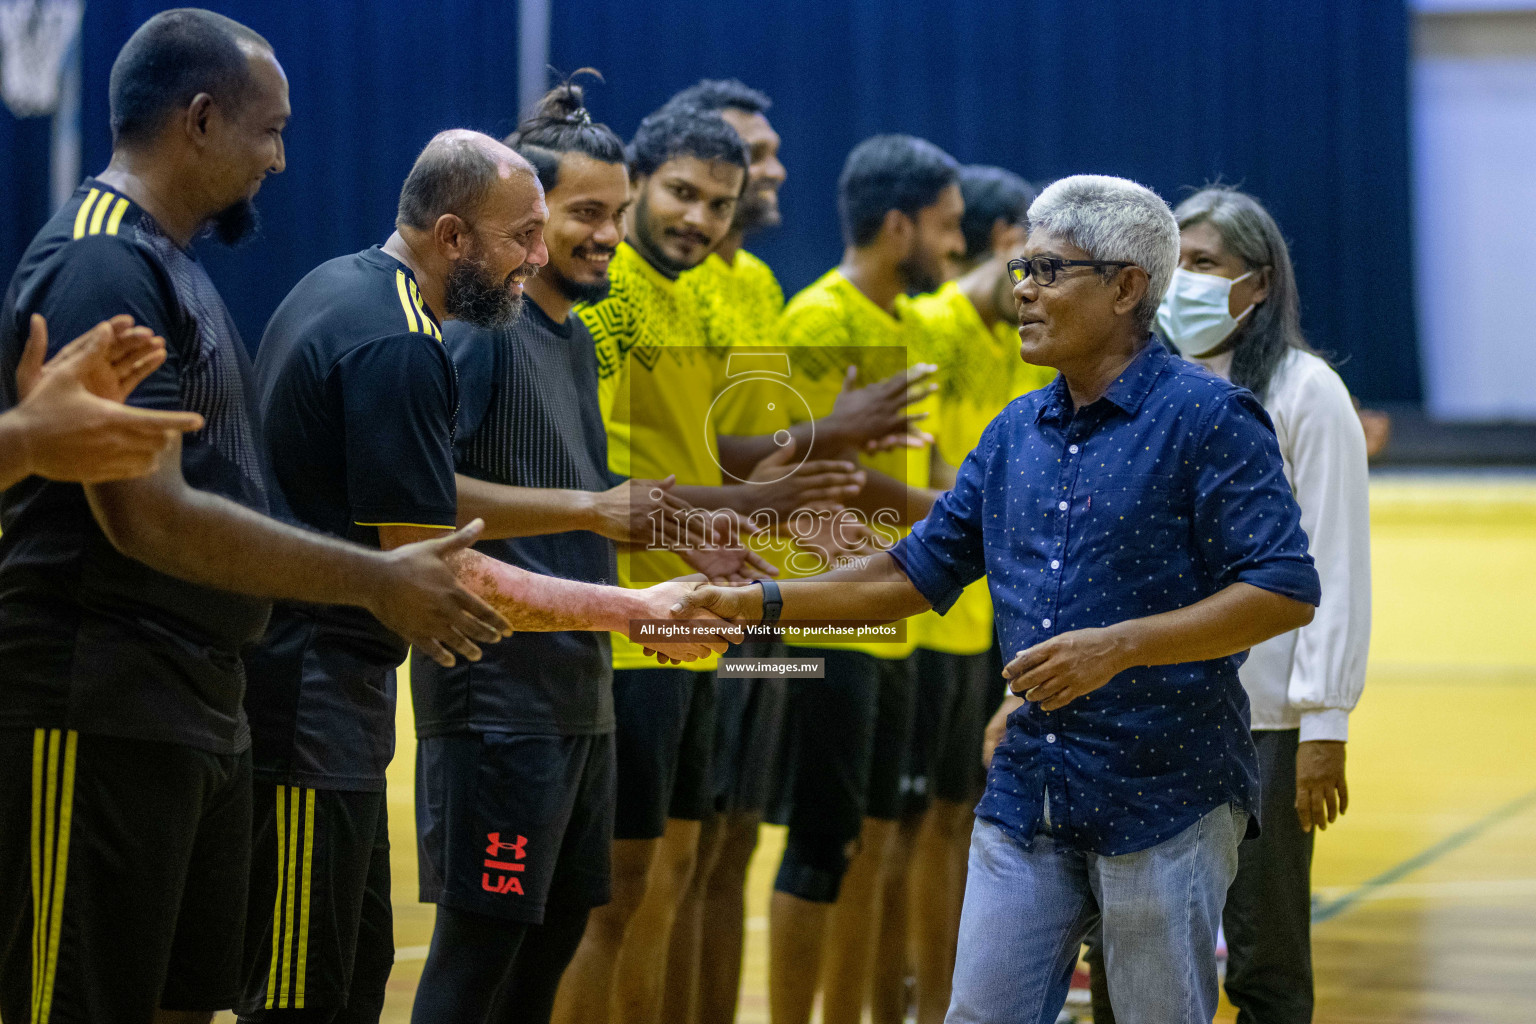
[1027,174,1178,332]
[1173,186,1317,400]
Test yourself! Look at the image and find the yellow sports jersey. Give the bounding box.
[907,281,1057,655]
[680,249,801,576]
[776,269,937,659]
[579,242,726,672]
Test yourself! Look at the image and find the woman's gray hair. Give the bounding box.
[1172,186,1317,401]
[1028,175,1179,332]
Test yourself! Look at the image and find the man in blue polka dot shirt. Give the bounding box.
[672,174,1321,1024]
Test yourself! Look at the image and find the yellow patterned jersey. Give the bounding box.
[776,269,937,659]
[579,241,725,671]
[680,249,801,576]
[906,281,1057,655]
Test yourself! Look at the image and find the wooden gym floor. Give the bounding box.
[218,473,1536,1024]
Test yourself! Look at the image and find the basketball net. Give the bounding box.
[0,0,83,118]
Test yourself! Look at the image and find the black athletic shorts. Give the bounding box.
[415,731,614,924]
[236,785,392,1017]
[867,655,918,821]
[764,654,878,847]
[612,668,714,839]
[0,729,250,1024]
[905,647,1001,814]
[712,640,789,816]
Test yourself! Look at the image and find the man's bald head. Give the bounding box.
[396,129,537,232]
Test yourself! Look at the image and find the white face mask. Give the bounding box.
[1156,268,1255,357]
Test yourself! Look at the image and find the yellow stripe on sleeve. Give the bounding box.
[408,278,441,340]
[39,731,77,1021]
[87,192,114,236]
[103,197,130,236]
[266,785,288,1009]
[72,189,100,240]
[395,271,420,334]
[353,521,456,530]
[294,788,316,1007]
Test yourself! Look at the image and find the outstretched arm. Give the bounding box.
[379,525,737,662]
[668,550,932,627]
[85,443,510,666]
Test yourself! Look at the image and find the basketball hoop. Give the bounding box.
[0,0,83,118]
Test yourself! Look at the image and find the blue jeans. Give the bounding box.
[946,804,1246,1024]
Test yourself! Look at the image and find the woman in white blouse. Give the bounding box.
[1153,186,1372,1024]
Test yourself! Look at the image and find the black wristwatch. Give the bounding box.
[753,579,783,627]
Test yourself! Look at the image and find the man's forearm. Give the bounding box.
[452,548,642,632]
[1107,582,1316,670]
[86,471,387,609]
[455,474,596,539]
[716,422,822,479]
[848,466,939,526]
[0,415,31,491]
[764,552,931,625]
[671,482,761,516]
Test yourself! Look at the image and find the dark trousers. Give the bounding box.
[1087,729,1315,1024]
[1223,728,1315,1024]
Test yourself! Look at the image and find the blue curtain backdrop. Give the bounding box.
[1,0,1419,401]
[3,0,525,350]
[551,0,1421,403]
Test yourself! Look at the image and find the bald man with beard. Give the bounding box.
[236,131,733,1023]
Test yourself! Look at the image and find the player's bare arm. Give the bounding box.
[83,436,512,666]
[377,525,740,662]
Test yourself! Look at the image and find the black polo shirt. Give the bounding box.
[246,245,458,790]
[0,178,271,754]
[411,300,617,738]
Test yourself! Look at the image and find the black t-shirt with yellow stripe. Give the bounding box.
[247,245,458,789]
[0,178,270,755]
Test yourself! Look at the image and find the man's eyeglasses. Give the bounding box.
[1007,256,1135,287]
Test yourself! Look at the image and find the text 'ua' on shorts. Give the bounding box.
[416,730,615,924]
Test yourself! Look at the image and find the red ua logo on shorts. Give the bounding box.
[482,831,528,896]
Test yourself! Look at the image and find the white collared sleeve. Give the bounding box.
[1277,355,1371,742]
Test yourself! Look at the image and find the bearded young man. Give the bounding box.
[237,131,733,1023]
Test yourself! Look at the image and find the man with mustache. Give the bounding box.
[238,130,732,1023]
[0,11,516,1023]
[768,133,965,1024]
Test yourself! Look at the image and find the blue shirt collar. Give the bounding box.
[1036,336,1169,424]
